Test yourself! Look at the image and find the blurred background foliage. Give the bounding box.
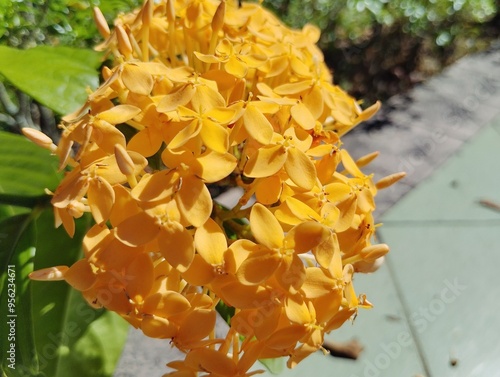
[264,0,500,103]
[0,0,499,134]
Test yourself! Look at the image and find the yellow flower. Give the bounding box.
[26,0,407,375]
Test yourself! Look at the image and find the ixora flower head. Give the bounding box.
[26,0,405,375]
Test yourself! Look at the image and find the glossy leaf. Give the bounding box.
[0,213,40,376]
[0,208,128,377]
[0,131,61,206]
[31,210,129,377]
[0,45,102,115]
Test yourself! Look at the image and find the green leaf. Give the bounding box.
[258,358,285,375]
[0,131,61,208]
[0,213,40,376]
[31,210,128,377]
[216,300,235,325]
[0,205,29,223]
[0,45,103,114]
[0,209,128,377]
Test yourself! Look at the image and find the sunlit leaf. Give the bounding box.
[0,46,102,114]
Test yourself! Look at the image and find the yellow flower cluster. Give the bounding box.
[27,0,405,375]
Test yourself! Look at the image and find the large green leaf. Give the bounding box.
[31,210,129,377]
[0,131,61,208]
[0,213,40,377]
[0,209,129,377]
[0,45,102,115]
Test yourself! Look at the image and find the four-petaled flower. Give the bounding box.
[26,0,406,376]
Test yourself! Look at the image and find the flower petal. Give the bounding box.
[157,84,196,113]
[175,176,212,227]
[92,120,126,153]
[236,249,281,285]
[158,222,194,272]
[194,218,227,266]
[196,151,237,183]
[284,147,316,190]
[324,182,351,203]
[122,63,154,95]
[126,253,154,302]
[335,195,357,232]
[141,315,178,339]
[127,127,164,157]
[109,185,142,227]
[185,348,238,376]
[200,118,229,153]
[182,254,216,285]
[225,56,248,78]
[191,84,226,113]
[63,260,96,291]
[313,289,342,324]
[143,291,191,317]
[87,177,115,225]
[301,267,335,298]
[291,102,316,130]
[114,211,160,246]
[131,171,178,203]
[176,308,216,346]
[168,119,202,149]
[275,254,305,293]
[98,104,141,124]
[255,175,282,205]
[250,203,283,249]
[340,149,364,178]
[285,296,311,325]
[265,324,307,350]
[284,221,329,254]
[243,104,274,145]
[83,223,111,257]
[244,144,287,178]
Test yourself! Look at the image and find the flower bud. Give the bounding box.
[375,172,406,190]
[360,244,389,261]
[22,127,55,151]
[116,25,133,59]
[29,266,69,281]
[114,144,135,176]
[211,1,226,34]
[93,7,110,38]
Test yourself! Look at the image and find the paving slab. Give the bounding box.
[382,120,500,223]
[379,224,500,377]
[378,115,500,377]
[342,45,500,217]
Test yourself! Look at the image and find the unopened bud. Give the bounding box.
[142,0,154,25]
[29,266,69,281]
[114,144,135,176]
[116,25,133,59]
[355,151,379,168]
[360,244,389,261]
[22,127,55,150]
[166,0,175,22]
[93,7,110,38]
[211,1,226,34]
[354,256,385,273]
[375,172,406,190]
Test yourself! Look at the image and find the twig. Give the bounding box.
[478,199,500,212]
[323,338,364,360]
